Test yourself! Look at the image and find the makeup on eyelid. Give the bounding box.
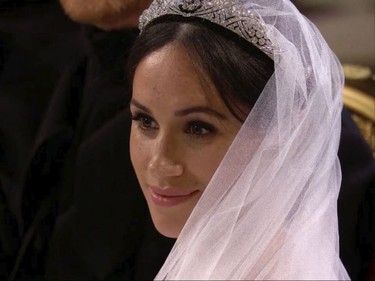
[130,43,243,238]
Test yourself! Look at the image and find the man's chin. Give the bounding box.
[59,0,151,29]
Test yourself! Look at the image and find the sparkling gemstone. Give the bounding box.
[178,0,202,13]
[140,0,276,58]
[256,31,263,38]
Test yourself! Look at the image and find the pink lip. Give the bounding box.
[149,186,199,207]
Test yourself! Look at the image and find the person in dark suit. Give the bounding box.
[0,1,83,279]
[338,109,375,280]
[1,1,174,280]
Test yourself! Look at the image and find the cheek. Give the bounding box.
[186,144,230,189]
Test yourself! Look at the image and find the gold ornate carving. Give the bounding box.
[343,85,375,156]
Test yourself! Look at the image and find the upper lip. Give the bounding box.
[149,185,198,197]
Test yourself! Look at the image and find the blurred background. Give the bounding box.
[295,0,374,66]
[295,0,374,154]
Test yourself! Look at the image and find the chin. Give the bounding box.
[59,0,151,26]
[148,207,187,239]
[155,225,180,239]
[151,214,184,238]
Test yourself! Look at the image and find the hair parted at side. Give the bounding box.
[129,1,349,280]
[127,19,274,121]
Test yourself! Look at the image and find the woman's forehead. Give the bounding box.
[132,44,233,114]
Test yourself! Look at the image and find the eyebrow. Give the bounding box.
[130,99,151,113]
[174,106,226,119]
[130,99,226,120]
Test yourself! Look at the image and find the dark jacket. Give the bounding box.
[18,27,175,280]
[338,109,375,280]
[0,2,174,280]
[0,1,83,279]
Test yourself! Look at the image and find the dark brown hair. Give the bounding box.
[127,18,274,121]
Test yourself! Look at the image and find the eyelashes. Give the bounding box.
[131,111,217,139]
[184,121,217,138]
[131,112,158,131]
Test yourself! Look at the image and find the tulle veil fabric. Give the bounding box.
[142,0,350,279]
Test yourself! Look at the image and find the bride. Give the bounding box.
[127,0,350,279]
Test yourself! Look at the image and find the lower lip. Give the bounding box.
[150,189,199,207]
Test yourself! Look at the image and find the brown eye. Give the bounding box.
[186,121,216,137]
[140,116,153,128]
[131,113,158,130]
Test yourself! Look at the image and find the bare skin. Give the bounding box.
[59,0,152,29]
[130,43,243,238]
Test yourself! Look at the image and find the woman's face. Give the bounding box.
[130,43,242,238]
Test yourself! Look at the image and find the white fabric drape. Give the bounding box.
[150,0,350,279]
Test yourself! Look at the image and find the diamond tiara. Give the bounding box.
[139,0,276,58]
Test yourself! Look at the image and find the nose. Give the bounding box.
[148,134,184,179]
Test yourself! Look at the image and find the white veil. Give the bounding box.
[144,0,350,279]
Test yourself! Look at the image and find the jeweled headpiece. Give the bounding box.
[139,0,276,58]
